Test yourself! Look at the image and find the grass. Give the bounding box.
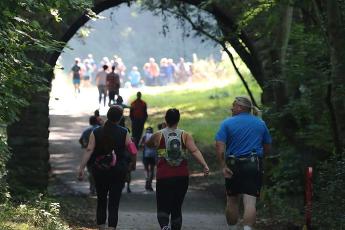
[143,81,261,146]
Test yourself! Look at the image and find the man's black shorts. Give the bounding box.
[225,156,263,197]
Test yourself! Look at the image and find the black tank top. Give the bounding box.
[90,124,127,164]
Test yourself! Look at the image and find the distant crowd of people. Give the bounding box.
[70,54,193,95]
[77,93,272,230]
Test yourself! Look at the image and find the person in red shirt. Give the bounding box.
[130,91,148,147]
[146,108,209,230]
[106,66,120,106]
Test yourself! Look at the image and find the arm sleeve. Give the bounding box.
[215,121,227,143]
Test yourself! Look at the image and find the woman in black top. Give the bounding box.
[78,105,133,230]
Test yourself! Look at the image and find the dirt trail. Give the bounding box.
[48,81,228,229]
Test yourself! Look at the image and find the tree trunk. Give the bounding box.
[325,0,345,154]
[263,3,293,108]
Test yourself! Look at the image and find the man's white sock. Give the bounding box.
[228,224,238,230]
[243,225,252,230]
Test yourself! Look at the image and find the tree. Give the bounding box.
[324,0,345,154]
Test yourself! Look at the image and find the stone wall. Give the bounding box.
[7,92,50,193]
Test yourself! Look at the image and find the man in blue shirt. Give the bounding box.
[215,96,272,230]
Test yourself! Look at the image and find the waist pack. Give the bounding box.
[94,150,117,171]
[226,153,260,173]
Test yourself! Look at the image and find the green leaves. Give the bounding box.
[0,0,86,204]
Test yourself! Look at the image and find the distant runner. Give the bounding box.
[96,65,108,107]
[71,58,81,94]
[106,66,120,106]
[78,115,100,195]
[130,91,148,147]
[139,127,157,191]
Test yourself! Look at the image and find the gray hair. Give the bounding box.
[234,96,261,116]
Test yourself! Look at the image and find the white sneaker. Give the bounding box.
[162,226,171,230]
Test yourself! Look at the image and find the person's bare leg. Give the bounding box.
[226,195,240,226]
[243,194,257,229]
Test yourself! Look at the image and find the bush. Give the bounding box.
[313,154,345,229]
[0,195,70,230]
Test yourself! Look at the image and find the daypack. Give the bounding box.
[159,128,186,166]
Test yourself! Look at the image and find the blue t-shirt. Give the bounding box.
[215,113,272,157]
[129,71,141,85]
[80,125,100,148]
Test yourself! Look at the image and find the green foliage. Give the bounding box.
[313,154,345,228]
[0,0,61,200]
[0,129,10,203]
[0,196,70,230]
[259,147,304,223]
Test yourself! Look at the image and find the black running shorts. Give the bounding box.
[225,157,263,197]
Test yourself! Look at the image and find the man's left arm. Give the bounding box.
[263,143,271,156]
[143,103,148,121]
[262,122,272,156]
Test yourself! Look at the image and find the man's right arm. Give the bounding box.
[216,141,233,178]
[215,141,226,169]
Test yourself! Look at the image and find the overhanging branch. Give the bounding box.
[173,7,258,107]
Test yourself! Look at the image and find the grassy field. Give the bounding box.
[143,81,261,149]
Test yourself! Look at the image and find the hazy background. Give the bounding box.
[59,3,222,72]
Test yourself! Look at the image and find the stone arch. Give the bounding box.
[7,0,266,192]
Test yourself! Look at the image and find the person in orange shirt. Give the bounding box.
[130,91,148,147]
[148,57,160,86]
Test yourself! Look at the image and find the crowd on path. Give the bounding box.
[77,94,272,230]
[70,54,193,95]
